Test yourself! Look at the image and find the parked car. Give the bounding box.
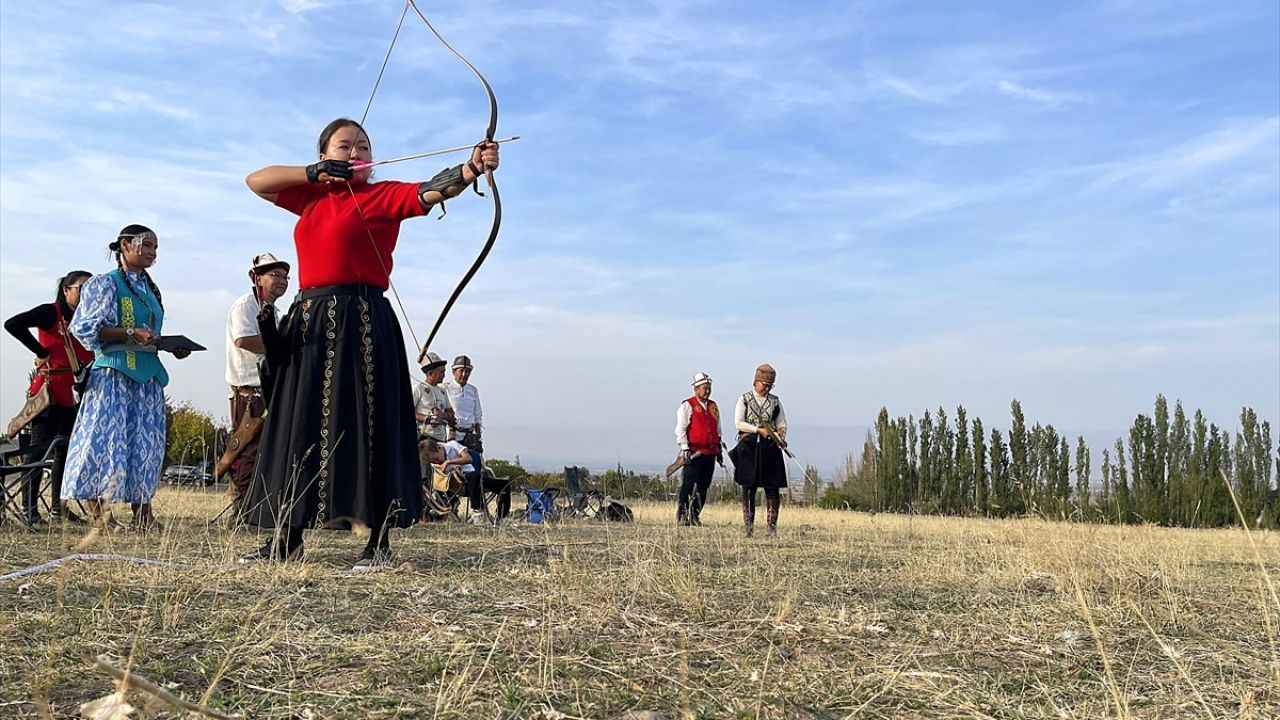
[163,464,213,486]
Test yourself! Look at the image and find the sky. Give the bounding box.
[1,0,1277,475]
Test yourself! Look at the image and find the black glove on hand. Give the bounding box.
[306,159,352,183]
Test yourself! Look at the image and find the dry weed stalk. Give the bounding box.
[85,653,240,719]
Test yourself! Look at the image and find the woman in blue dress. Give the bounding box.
[61,225,191,531]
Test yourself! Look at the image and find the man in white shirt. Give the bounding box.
[445,354,484,454]
[220,252,290,517]
[674,371,723,526]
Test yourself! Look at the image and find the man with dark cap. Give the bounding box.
[445,354,483,455]
[731,363,788,536]
[412,351,454,443]
[674,371,722,526]
[220,252,290,518]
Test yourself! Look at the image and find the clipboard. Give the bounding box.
[154,335,206,353]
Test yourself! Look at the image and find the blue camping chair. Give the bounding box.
[522,486,559,524]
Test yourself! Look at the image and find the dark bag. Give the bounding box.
[599,499,634,523]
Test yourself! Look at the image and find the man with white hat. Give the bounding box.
[445,354,483,454]
[412,351,454,444]
[674,371,723,526]
[219,252,290,517]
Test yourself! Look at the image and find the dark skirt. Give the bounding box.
[731,434,788,489]
[242,285,423,530]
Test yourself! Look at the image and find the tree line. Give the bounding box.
[821,395,1277,529]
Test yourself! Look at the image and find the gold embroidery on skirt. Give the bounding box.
[358,298,375,484]
[317,297,338,524]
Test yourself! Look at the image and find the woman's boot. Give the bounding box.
[87,499,118,533]
[765,493,780,537]
[129,503,163,533]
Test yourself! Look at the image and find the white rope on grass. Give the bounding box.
[0,553,237,583]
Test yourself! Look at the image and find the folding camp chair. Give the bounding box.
[557,466,605,520]
[422,465,465,522]
[521,486,560,524]
[0,435,68,531]
[478,466,517,525]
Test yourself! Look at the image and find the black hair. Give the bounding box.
[53,270,91,315]
[316,118,370,156]
[110,224,164,310]
[55,271,91,301]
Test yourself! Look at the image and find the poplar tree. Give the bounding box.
[1009,401,1028,515]
[954,405,971,513]
[1057,436,1071,517]
[1075,436,1091,520]
[1100,448,1113,522]
[973,417,989,515]
[918,411,933,509]
[990,428,1009,516]
[1113,439,1132,523]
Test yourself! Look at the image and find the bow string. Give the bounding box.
[351,0,502,363]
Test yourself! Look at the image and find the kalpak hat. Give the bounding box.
[421,351,447,373]
[452,355,473,371]
[251,252,290,274]
[754,363,777,383]
[691,372,713,387]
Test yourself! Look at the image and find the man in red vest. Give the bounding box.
[674,371,723,525]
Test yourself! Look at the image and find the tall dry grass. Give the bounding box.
[1,487,1276,718]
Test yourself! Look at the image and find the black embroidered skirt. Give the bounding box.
[243,285,423,530]
[731,434,788,489]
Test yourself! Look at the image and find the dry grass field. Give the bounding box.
[1,486,1276,719]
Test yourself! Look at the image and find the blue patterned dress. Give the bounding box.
[61,271,168,503]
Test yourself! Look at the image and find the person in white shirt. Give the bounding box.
[674,371,723,526]
[730,363,787,536]
[445,354,483,454]
[222,252,290,516]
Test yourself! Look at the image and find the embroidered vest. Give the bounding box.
[740,392,780,437]
[686,396,721,454]
[94,270,168,386]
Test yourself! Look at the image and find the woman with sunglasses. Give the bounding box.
[3,270,95,525]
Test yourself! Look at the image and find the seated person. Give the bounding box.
[421,437,509,524]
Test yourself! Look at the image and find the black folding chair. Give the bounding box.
[558,466,604,519]
[478,467,517,524]
[0,435,68,531]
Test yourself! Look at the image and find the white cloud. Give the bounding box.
[997,79,1089,106]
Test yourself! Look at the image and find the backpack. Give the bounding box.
[599,498,634,523]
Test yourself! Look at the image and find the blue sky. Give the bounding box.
[1,0,1277,473]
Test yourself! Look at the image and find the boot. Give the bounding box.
[742,494,755,537]
[765,493,780,537]
[129,503,163,533]
[51,501,87,526]
[87,499,118,533]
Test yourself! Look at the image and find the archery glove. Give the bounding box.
[306,159,352,183]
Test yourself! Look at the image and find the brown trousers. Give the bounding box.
[227,390,265,509]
